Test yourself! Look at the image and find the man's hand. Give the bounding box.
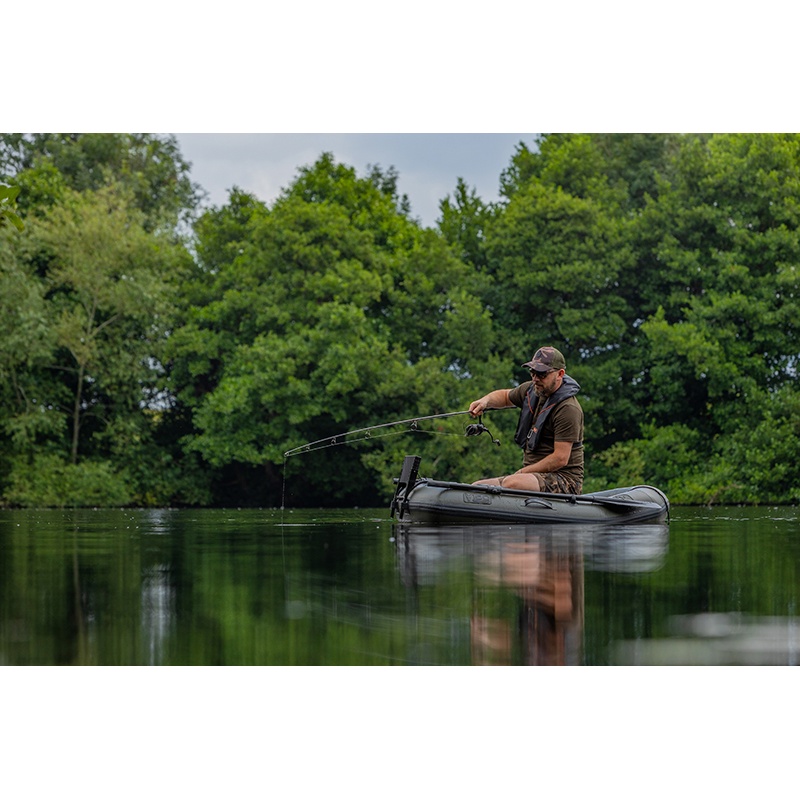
[468,398,487,417]
[468,389,512,417]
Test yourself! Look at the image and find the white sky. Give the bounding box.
[173,132,536,227]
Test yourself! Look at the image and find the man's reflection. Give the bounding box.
[471,540,584,665]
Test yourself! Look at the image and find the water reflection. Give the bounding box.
[615,612,800,665]
[140,566,175,665]
[396,523,669,665]
[4,506,799,666]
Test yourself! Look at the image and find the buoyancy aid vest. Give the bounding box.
[513,374,581,451]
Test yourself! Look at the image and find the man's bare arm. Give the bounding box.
[468,389,513,417]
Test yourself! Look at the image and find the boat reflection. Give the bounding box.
[395,522,669,665]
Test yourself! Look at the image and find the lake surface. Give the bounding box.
[1,504,799,666]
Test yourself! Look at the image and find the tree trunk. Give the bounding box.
[71,362,84,465]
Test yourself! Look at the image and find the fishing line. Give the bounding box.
[281,456,288,512]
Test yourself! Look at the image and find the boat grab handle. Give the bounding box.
[524,498,554,509]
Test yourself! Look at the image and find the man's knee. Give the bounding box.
[503,473,544,491]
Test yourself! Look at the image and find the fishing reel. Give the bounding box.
[464,418,501,446]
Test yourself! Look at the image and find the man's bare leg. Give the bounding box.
[473,473,544,491]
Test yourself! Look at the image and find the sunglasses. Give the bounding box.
[530,369,555,378]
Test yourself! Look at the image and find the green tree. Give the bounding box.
[437,177,493,270]
[0,225,58,490]
[0,133,202,231]
[1,185,196,507]
[34,187,177,463]
[637,134,800,427]
[499,134,679,210]
[616,134,800,502]
[0,184,24,230]
[166,155,504,506]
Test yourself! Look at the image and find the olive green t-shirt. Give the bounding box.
[507,381,584,476]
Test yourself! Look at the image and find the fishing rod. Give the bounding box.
[283,409,504,458]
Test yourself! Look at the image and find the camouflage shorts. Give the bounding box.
[535,472,583,495]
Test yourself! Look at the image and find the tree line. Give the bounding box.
[2,132,799,508]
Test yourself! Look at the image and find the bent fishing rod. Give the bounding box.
[283,409,506,458]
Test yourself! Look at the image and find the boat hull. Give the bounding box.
[390,457,669,526]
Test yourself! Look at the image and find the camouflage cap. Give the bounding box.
[522,346,566,372]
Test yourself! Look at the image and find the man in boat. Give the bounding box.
[468,346,584,494]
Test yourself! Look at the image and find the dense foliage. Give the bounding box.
[2,132,800,507]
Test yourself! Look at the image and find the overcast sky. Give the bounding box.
[173,133,536,228]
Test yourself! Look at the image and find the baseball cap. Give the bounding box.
[522,346,566,372]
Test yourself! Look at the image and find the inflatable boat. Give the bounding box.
[390,455,670,526]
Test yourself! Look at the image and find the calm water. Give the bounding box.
[1,504,799,665]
